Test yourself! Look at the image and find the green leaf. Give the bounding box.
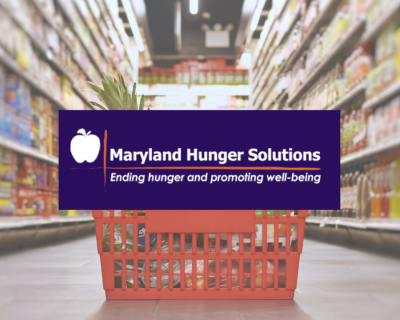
[102,75,120,99]
[139,94,145,110]
[133,94,138,110]
[87,74,147,112]
[89,101,108,110]
[119,73,127,90]
[122,89,130,110]
[88,82,104,94]
[132,82,136,97]
[98,91,122,110]
[102,81,123,107]
[130,94,138,110]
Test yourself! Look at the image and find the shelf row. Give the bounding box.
[251,0,343,109]
[0,215,93,230]
[0,134,58,165]
[306,216,400,231]
[0,0,142,165]
[341,135,400,168]
[287,18,366,106]
[30,0,94,84]
[138,84,250,97]
[0,47,70,111]
[0,0,95,110]
[252,0,400,111]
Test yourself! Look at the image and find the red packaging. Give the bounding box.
[49,167,58,191]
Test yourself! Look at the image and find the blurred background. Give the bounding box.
[0,0,400,319]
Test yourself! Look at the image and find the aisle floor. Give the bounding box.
[0,236,399,320]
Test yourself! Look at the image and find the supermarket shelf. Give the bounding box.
[251,0,345,108]
[0,135,58,165]
[137,84,250,96]
[276,8,301,53]
[0,47,70,111]
[362,0,400,43]
[54,0,103,77]
[341,136,400,167]
[252,18,277,72]
[251,7,299,95]
[327,81,366,110]
[306,216,400,232]
[75,0,109,61]
[288,18,365,106]
[255,72,278,110]
[31,0,95,83]
[0,2,75,84]
[363,80,400,110]
[252,32,278,94]
[1,0,94,110]
[73,85,93,109]
[99,0,137,72]
[275,90,288,106]
[283,0,342,72]
[32,0,74,51]
[0,216,93,231]
[86,0,109,43]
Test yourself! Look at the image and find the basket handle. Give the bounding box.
[145,210,255,233]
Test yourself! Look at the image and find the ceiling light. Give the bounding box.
[202,11,210,19]
[190,0,198,15]
[250,0,266,31]
[121,0,144,52]
[225,23,234,31]
[175,1,182,51]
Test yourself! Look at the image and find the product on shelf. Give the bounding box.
[365,0,395,33]
[200,96,250,109]
[344,45,373,93]
[0,147,59,216]
[252,0,371,110]
[366,23,400,99]
[0,147,17,215]
[311,152,400,219]
[0,0,141,218]
[339,94,400,157]
[139,60,248,86]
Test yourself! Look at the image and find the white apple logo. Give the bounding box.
[70,129,101,163]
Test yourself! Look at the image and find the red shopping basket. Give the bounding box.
[92,210,307,299]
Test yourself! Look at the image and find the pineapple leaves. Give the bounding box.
[122,88,130,110]
[139,94,145,110]
[89,101,107,110]
[87,73,146,111]
[119,73,127,91]
[88,82,103,94]
[131,94,138,110]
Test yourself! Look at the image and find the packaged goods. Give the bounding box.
[6,75,24,112]
[389,158,400,218]
[140,60,248,86]
[366,24,400,99]
[333,153,400,219]
[134,240,286,289]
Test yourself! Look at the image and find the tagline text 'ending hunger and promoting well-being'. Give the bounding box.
[109,172,321,185]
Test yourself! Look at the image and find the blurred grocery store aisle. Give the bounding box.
[1,236,399,320]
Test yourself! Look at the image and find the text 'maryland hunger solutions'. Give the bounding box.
[109,148,321,165]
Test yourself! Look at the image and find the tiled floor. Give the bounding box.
[0,236,399,320]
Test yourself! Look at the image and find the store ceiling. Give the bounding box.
[123,0,261,67]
